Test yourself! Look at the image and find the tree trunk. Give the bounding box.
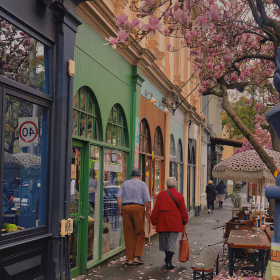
[219,80,278,176]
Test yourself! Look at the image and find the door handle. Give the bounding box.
[80,216,85,220]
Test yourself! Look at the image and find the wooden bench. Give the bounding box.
[191,248,219,280]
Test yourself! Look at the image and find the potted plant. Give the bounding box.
[231,181,243,216]
[231,192,242,208]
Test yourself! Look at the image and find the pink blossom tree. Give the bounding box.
[107,0,280,176]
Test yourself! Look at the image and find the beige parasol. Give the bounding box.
[213,149,280,225]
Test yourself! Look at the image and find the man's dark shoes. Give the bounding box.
[165,251,176,270]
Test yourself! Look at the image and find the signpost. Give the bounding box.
[18,117,39,147]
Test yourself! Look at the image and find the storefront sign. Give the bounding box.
[134,117,140,169]
[18,117,39,147]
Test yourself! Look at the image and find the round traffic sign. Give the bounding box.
[19,121,39,143]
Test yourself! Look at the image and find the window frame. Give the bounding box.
[139,118,151,155]
[0,83,52,246]
[73,87,100,141]
[177,139,183,164]
[153,126,163,157]
[170,134,176,162]
[106,104,128,148]
[0,11,53,96]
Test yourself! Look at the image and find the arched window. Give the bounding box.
[177,139,183,162]
[72,87,100,140]
[140,118,151,153]
[153,127,163,156]
[106,104,127,146]
[170,134,176,157]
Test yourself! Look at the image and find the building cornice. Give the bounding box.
[77,2,203,123]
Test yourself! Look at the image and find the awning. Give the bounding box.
[210,137,242,148]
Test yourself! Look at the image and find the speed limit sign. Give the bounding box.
[18,117,39,147]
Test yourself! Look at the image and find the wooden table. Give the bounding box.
[227,229,271,277]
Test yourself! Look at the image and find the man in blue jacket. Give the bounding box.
[216,180,227,208]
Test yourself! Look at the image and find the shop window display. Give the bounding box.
[102,149,126,255]
[1,95,48,233]
[0,17,49,94]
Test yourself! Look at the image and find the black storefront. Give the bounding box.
[0,1,84,279]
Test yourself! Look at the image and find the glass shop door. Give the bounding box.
[70,141,85,278]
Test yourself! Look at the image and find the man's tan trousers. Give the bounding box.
[122,204,145,260]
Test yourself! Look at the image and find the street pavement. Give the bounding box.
[74,194,240,280]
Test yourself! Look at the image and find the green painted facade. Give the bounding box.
[74,18,133,142]
[71,17,144,277]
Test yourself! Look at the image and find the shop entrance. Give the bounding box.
[70,142,84,278]
[70,140,101,278]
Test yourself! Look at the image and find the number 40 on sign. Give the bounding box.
[18,117,39,147]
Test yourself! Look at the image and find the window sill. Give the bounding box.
[0,232,52,250]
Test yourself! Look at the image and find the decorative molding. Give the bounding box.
[110,0,129,16]
[173,75,182,86]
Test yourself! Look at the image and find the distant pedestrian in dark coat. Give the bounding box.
[216,180,227,208]
[150,177,188,270]
[205,180,216,214]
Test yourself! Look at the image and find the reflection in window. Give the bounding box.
[0,17,49,93]
[106,105,127,147]
[139,119,151,154]
[72,87,99,140]
[2,95,48,233]
[102,149,126,255]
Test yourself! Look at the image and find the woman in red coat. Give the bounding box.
[150,177,188,270]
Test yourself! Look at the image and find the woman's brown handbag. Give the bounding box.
[179,229,189,262]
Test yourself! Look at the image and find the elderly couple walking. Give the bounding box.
[117,169,188,270]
